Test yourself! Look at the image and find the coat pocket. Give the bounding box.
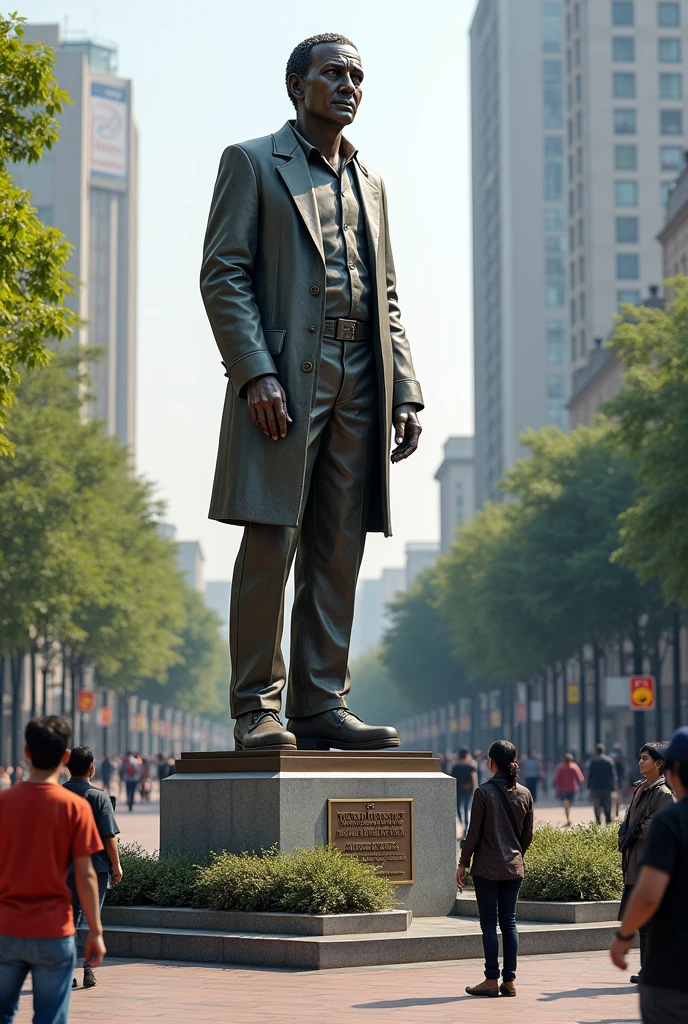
[264,330,286,356]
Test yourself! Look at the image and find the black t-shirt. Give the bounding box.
[451,762,477,791]
[64,780,120,874]
[638,796,688,991]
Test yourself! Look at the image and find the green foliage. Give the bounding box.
[520,823,623,902]
[381,569,469,711]
[0,14,78,455]
[107,845,397,915]
[607,277,688,604]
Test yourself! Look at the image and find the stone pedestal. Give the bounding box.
[160,750,457,918]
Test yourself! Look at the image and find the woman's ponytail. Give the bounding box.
[488,740,520,789]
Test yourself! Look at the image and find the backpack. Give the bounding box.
[126,758,138,779]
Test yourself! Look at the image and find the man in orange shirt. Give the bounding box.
[0,716,106,1024]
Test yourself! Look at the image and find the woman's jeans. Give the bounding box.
[472,875,522,981]
[0,934,75,1024]
[457,789,472,826]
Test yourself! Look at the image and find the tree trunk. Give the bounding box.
[651,641,663,739]
[560,660,568,756]
[632,639,645,757]
[60,647,67,716]
[30,646,36,719]
[578,650,587,760]
[525,681,532,755]
[673,605,682,730]
[593,643,602,746]
[0,657,5,765]
[41,662,49,716]
[10,650,24,766]
[542,673,549,764]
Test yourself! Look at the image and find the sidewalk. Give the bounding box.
[15,951,641,1023]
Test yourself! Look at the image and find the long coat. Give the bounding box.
[200,121,424,537]
[619,775,674,885]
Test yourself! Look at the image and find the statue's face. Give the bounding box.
[290,43,364,126]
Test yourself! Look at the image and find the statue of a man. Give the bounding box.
[200,33,424,751]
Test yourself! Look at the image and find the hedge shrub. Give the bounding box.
[520,823,623,902]
[106,844,396,914]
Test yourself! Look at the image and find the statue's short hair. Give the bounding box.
[285,33,357,109]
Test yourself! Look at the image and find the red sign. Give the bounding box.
[77,691,95,713]
[516,703,527,723]
[630,676,655,710]
[97,706,113,727]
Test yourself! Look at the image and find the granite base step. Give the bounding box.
[453,895,621,923]
[102,906,411,936]
[101,915,633,970]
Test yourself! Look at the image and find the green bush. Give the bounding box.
[520,823,623,902]
[105,843,397,914]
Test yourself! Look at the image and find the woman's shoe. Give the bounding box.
[500,981,516,997]
[465,979,500,997]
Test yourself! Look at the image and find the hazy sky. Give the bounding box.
[21,0,476,585]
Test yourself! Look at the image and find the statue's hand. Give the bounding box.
[391,404,422,463]
[246,374,292,441]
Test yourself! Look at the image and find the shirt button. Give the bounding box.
[302,360,314,373]
[310,286,320,296]
[343,224,349,231]
[308,325,317,333]
[349,263,355,270]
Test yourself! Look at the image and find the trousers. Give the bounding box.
[640,984,688,1023]
[472,875,522,981]
[68,870,109,967]
[592,788,612,824]
[230,336,378,720]
[0,934,75,1024]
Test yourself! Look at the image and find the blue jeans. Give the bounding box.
[67,871,109,967]
[456,789,472,826]
[472,875,522,981]
[0,934,75,1024]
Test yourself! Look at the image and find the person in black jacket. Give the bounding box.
[587,743,617,825]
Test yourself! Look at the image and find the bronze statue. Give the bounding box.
[200,33,424,751]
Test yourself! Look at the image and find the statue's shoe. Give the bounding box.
[287,709,399,750]
[234,710,297,750]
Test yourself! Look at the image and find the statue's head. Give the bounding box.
[286,33,363,127]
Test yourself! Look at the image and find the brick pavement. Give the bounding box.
[13,951,642,1023]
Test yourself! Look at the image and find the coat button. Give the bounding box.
[310,285,320,296]
[308,325,317,333]
[302,361,314,373]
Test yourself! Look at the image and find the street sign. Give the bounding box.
[516,703,527,723]
[489,709,502,728]
[630,676,655,710]
[567,683,580,705]
[97,706,113,727]
[135,713,146,732]
[77,691,95,713]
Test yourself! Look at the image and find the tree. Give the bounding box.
[381,569,469,713]
[607,278,688,604]
[0,14,78,456]
[349,648,410,725]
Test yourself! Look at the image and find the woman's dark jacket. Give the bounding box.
[618,775,674,885]
[458,773,534,881]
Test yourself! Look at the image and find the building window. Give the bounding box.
[455,481,464,519]
[661,109,683,134]
[576,74,582,102]
[543,60,564,128]
[660,72,682,98]
[659,38,681,62]
[612,1,634,25]
[661,180,675,205]
[571,334,577,361]
[577,146,583,173]
[579,292,586,319]
[567,47,572,74]
[547,375,569,429]
[615,144,637,169]
[575,38,581,65]
[580,328,587,356]
[612,36,635,61]
[616,215,639,242]
[547,321,567,364]
[614,108,637,133]
[546,253,566,307]
[661,145,684,170]
[567,81,573,110]
[570,261,576,288]
[613,72,636,97]
[569,189,575,216]
[577,181,583,209]
[618,288,640,305]
[546,233,567,254]
[545,207,567,231]
[615,180,638,205]
[570,298,577,325]
[542,1,564,52]
[579,254,585,281]
[569,153,575,181]
[658,2,680,27]
[568,117,574,144]
[617,253,640,279]
[544,136,565,200]
[578,218,584,246]
[569,225,575,251]
[576,110,583,138]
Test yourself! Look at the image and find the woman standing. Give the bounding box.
[457,740,534,998]
[618,741,674,985]
[554,752,585,826]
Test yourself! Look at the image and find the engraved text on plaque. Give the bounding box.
[327,798,414,884]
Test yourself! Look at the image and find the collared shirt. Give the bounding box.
[63,779,119,874]
[290,124,372,322]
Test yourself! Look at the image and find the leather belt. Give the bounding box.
[323,318,370,341]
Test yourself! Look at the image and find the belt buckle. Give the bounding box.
[337,318,357,341]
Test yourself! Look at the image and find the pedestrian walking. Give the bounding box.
[457,739,534,998]
[610,726,688,1023]
[521,751,540,802]
[451,748,477,836]
[617,742,674,986]
[63,746,123,990]
[554,752,585,826]
[587,743,617,824]
[0,716,105,1024]
[99,755,113,795]
[121,751,142,811]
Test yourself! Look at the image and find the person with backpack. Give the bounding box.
[451,748,478,836]
[457,739,534,998]
[121,752,142,811]
[617,741,674,986]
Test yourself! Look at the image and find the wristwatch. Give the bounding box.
[616,929,635,942]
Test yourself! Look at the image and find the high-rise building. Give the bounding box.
[177,541,204,593]
[471,0,570,508]
[204,581,231,640]
[349,568,406,662]
[15,25,138,451]
[404,542,440,588]
[434,436,476,553]
[566,0,688,372]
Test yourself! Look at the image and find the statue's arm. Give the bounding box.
[200,145,277,397]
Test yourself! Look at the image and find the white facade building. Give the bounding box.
[434,437,476,553]
[471,0,570,507]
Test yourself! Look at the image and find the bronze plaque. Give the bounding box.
[327,798,414,884]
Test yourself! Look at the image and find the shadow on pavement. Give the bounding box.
[353,996,465,1008]
[540,986,637,1001]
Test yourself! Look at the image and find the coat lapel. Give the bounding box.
[352,160,380,271]
[273,124,325,265]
